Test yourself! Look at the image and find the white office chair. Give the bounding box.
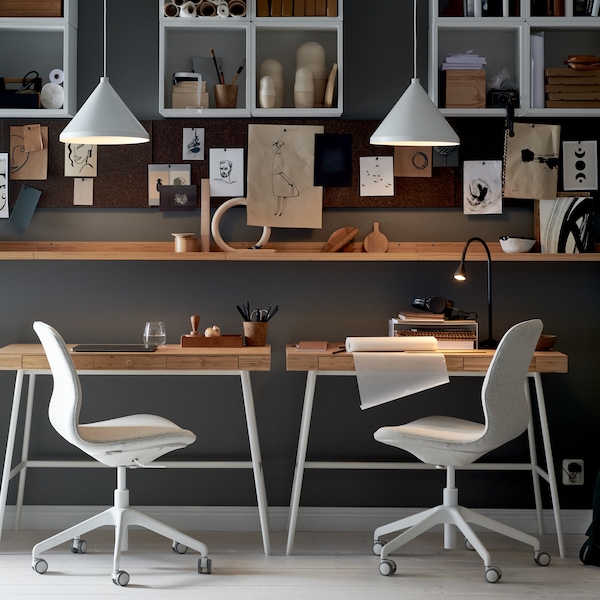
[372,319,550,583]
[31,321,211,586]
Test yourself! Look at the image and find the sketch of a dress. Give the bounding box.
[272,141,299,216]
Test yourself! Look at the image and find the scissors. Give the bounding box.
[251,309,269,322]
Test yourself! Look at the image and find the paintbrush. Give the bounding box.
[230,59,246,86]
[210,48,225,84]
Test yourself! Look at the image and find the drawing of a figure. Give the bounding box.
[67,143,94,174]
[272,140,299,216]
[215,159,236,184]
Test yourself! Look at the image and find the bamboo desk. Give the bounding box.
[0,343,272,555]
[285,345,568,557]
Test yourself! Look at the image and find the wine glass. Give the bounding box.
[143,321,166,346]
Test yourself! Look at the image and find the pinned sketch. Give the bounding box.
[209,148,244,197]
[538,196,594,253]
[160,185,197,211]
[562,141,598,191]
[9,125,48,180]
[247,124,324,228]
[463,160,502,214]
[503,122,560,199]
[183,128,205,161]
[359,156,394,196]
[148,164,191,207]
[65,143,97,177]
[0,153,8,218]
[394,147,432,178]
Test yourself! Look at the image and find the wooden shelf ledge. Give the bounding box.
[0,241,598,261]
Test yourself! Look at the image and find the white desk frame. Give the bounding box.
[0,368,271,555]
[286,370,564,558]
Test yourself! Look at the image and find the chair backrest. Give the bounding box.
[478,318,543,452]
[33,321,83,448]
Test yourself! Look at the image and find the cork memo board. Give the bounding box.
[1,117,510,209]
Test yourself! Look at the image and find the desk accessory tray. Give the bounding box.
[180,334,243,348]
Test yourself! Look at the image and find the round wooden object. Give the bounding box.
[324,227,359,252]
[363,222,389,253]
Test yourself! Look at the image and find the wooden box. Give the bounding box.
[442,70,486,108]
[172,81,209,110]
[0,0,63,17]
[180,334,243,348]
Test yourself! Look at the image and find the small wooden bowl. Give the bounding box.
[536,334,556,351]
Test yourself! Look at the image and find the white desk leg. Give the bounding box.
[533,372,565,558]
[0,370,25,543]
[14,373,37,530]
[286,370,317,556]
[240,371,271,556]
[524,377,545,535]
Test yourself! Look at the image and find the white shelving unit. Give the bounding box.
[159,0,342,118]
[429,0,600,117]
[0,0,77,118]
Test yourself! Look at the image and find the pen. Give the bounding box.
[230,59,246,85]
[210,48,225,84]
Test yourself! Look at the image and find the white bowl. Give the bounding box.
[499,236,536,253]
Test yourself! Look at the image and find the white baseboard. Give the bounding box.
[3,505,592,536]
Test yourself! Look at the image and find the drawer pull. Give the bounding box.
[126,359,133,367]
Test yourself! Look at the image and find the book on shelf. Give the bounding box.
[282,0,294,16]
[257,0,270,16]
[294,0,305,15]
[545,84,600,92]
[271,0,283,16]
[305,0,316,15]
[545,100,600,107]
[441,53,487,70]
[397,311,446,322]
[327,0,338,16]
[315,0,327,15]
[546,91,600,100]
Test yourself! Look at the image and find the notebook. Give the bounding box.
[71,344,158,353]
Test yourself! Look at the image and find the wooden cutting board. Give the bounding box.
[363,222,389,252]
[324,226,359,252]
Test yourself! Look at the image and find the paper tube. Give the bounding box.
[217,2,230,16]
[198,1,217,16]
[345,336,438,352]
[228,0,247,17]
[49,68,64,84]
[164,1,180,16]
[180,1,197,17]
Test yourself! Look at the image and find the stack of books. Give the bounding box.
[257,0,337,16]
[545,67,600,109]
[390,317,479,350]
[441,52,487,71]
[397,311,445,322]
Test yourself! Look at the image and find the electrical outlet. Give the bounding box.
[562,459,584,485]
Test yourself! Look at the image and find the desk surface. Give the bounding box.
[286,344,568,374]
[0,344,271,372]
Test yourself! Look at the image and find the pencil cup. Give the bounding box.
[214,84,238,109]
[243,321,268,347]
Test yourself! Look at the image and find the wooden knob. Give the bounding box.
[126,359,133,367]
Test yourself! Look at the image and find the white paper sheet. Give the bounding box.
[345,336,437,352]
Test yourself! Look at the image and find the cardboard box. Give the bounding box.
[442,69,486,108]
[172,81,209,110]
[0,0,62,17]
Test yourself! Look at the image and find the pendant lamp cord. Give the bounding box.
[413,0,418,79]
[103,0,107,78]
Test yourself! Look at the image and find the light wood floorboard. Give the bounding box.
[0,530,598,598]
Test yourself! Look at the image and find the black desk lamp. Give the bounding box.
[454,237,498,349]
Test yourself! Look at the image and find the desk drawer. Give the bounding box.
[167,355,239,370]
[93,355,168,370]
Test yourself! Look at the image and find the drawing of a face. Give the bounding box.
[220,160,233,181]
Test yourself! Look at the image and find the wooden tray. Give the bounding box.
[181,334,243,348]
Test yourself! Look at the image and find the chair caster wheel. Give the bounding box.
[32,558,48,574]
[465,539,475,551]
[372,540,385,556]
[535,551,551,566]
[379,559,396,576]
[485,566,502,583]
[172,541,188,554]
[198,556,212,574]
[113,570,130,586]
[71,539,87,554]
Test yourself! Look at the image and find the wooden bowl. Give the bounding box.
[536,334,556,351]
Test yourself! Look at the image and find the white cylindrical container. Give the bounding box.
[259,59,284,108]
[294,67,314,109]
[259,75,276,109]
[296,41,327,107]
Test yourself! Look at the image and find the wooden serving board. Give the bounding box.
[324,227,359,252]
[181,334,243,348]
[363,222,389,252]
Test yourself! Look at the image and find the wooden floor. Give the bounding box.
[0,529,598,598]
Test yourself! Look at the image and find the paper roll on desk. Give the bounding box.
[345,337,448,410]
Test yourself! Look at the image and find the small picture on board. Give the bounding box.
[209,148,244,197]
[463,160,502,215]
[64,143,97,177]
[562,140,598,191]
[159,185,198,211]
[359,156,394,196]
[0,153,8,218]
[538,196,594,253]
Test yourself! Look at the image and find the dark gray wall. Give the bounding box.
[0,1,598,515]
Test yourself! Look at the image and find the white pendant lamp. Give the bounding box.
[370,0,459,147]
[60,0,149,145]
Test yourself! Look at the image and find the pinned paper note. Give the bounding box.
[9,185,41,229]
[10,126,48,180]
[74,178,94,206]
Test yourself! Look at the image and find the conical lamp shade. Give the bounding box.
[60,77,149,145]
[370,79,459,146]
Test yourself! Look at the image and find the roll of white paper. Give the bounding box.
[217,3,229,16]
[180,1,197,17]
[345,336,438,352]
[49,68,64,85]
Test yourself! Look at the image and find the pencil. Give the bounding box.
[210,48,225,84]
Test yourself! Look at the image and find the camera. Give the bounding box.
[487,89,519,108]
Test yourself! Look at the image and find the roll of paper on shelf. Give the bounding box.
[49,69,64,85]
